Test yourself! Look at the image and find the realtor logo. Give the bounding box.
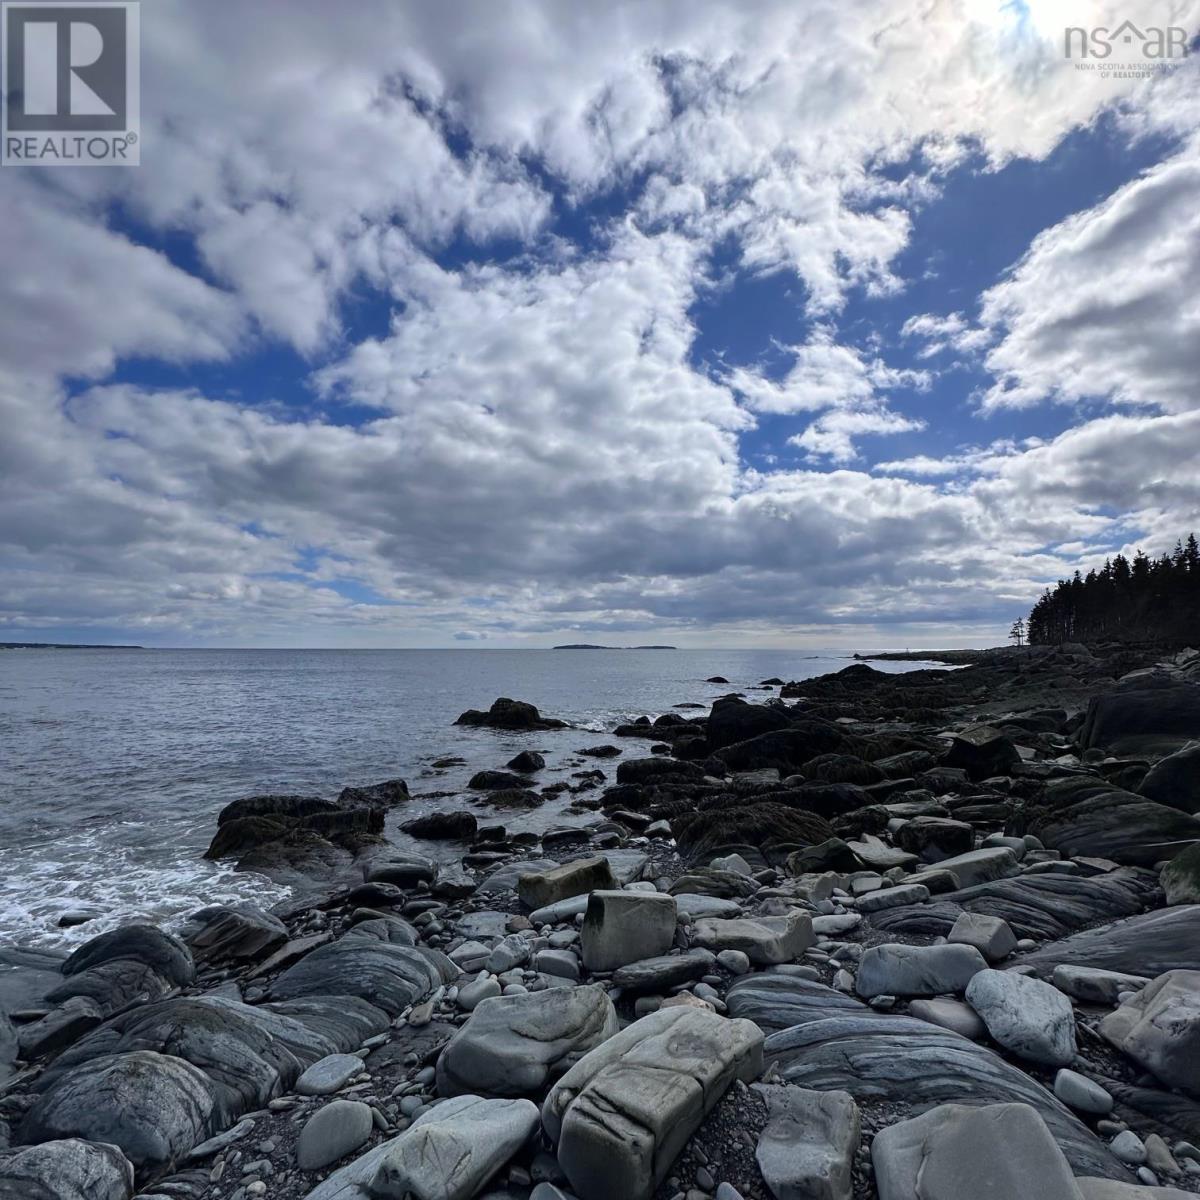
[3,2,139,165]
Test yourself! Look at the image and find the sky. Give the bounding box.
[2,0,1199,649]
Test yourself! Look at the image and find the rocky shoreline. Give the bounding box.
[3,643,1200,1200]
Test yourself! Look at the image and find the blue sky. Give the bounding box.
[2,1,1198,647]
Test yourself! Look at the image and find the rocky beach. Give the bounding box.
[3,642,1200,1200]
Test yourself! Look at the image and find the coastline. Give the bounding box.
[2,642,1199,1199]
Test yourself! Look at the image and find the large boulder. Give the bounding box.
[517,857,617,910]
[872,1102,1084,1200]
[1079,678,1200,756]
[580,892,676,972]
[943,725,1021,781]
[856,944,987,998]
[615,757,705,785]
[715,721,854,773]
[455,697,568,730]
[755,1084,860,1200]
[436,985,618,1098]
[1100,970,1200,1096]
[965,969,1077,1067]
[691,912,814,966]
[305,1095,540,1200]
[1139,741,1200,813]
[895,817,974,864]
[705,697,791,751]
[62,925,194,989]
[336,778,410,808]
[0,1138,134,1200]
[542,1008,764,1200]
[20,1050,215,1168]
[1029,777,1200,867]
[181,904,288,964]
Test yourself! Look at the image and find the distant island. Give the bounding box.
[0,641,144,650]
[552,643,677,650]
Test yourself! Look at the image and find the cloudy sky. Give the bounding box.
[3,0,1199,648]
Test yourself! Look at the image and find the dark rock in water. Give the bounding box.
[671,802,833,859]
[204,815,292,859]
[706,697,792,751]
[400,811,478,840]
[579,744,621,758]
[762,1012,1126,1180]
[715,720,856,773]
[1140,741,1200,814]
[1015,905,1200,979]
[469,769,531,790]
[21,1049,214,1168]
[615,757,705,784]
[797,753,884,785]
[786,838,865,875]
[0,1138,134,1200]
[707,675,731,684]
[44,959,173,1017]
[1079,675,1200,756]
[1029,776,1200,866]
[870,869,1157,942]
[181,904,288,964]
[335,778,410,808]
[204,799,384,864]
[364,853,437,888]
[268,934,456,1015]
[506,750,546,772]
[481,787,544,809]
[215,793,335,826]
[944,725,1021,781]
[346,881,404,907]
[63,925,194,989]
[455,697,568,730]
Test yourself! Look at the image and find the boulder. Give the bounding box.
[965,969,1077,1067]
[673,803,834,860]
[1079,679,1200,756]
[895,817,974,863]
[715,722,854,773]
[542,1008,764,1200]
[856,884,930,913]
[507,750,546,773]
[725,975,867,1034]
[615,757,705,785]
[305,1095,540,1200]
[16,997,103,1060]
[518,857,618,911]
[297,1054,364,1096]
[468,770,531,790]
[944,725,1021,781]
[437,985,617,1098]
[1139,741,1200,813]
[754,1084,860,1200]
[335,779,409,808]
[1100,970,1200,1096]
[20,1050,215,1169]
[181,904,287,964]
[705,698,791,751]
[0,1138,134,1200]
[691,911,814,966]
[62,924,194,989]
[871,1102,1084,1200]
[1161,842,1200,905]
[215,793,335,826]
[611,954,711,993]
[580,892,676,972]
[787,839,866,875]
[929,847,1018,889]
[455,697,568,730]
[297,1099,374,1170]
[1050,966,1152,1007]
[856,943,987,998]
[947,913,1017,963]
[399,811,478,840]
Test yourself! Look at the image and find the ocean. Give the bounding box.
[0,647,938,947]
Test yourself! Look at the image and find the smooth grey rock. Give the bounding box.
[518,858,617,911]
[1055,1070,1114,1116]
[691,911,814,966]
[458,975,503,1011]
[297,1100,373,1170]
[907,998,986,1040]
[297,1053,364,1096]
[611,953,709,993]
[856,943,987,998]
[754,1084,859,1200]
[580,891,676,972]
[671,894,744,919]
[19,1050,215,1169]
[1017,907,1200,979]
[930,847,1018,888]
[718,949,752,975]
[1110,1130,1147,1166]
[811,913,861,936]
[486,934,532,974]
[543,1008,763,1200]
[1100,970,1200,1096]
[437,984,617,1098]
[61,924,194,989]
[0,1138,134,1200]
[856,884,930,913]
[305,1095,539,1200]
[966,968,1077,1067]
[536,949,581,981]
[872,1102,1084,1200]
[1051,966,1152,1006]
[947,912,1017,963]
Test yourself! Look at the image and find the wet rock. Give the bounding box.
[297,1100,374,1171]
[0,1137,134,1200]
[437,985,617,1098]
[580,891,676,972]
[714,721,855,773]
[754,1084,859,1200]
[508,750,546,772]
[16,996,103,1060]
[705,697,791,751]
[400,811,478,840]
[1139,741,1200,813]
[615,757,705,784]
[856,943,987,998]
[965,968,1077,1067]
[181,904,287,964]
[518,857,618,911]
[691,911,814,966]
[944,725,1021,781]
[62,924,194,989]
[1100,970,1200,1096]
[543,1007,764,1200]
[787,839,865,874]
[872,1102,1083,1200]
[673,804,834,860]
[927,847,1018,889]
[856,883,929,913]
[20,1050,215,1169]
[336,778,410,808]
[455,697,568,730]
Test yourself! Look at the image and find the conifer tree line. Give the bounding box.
[1026,534,1200,646]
